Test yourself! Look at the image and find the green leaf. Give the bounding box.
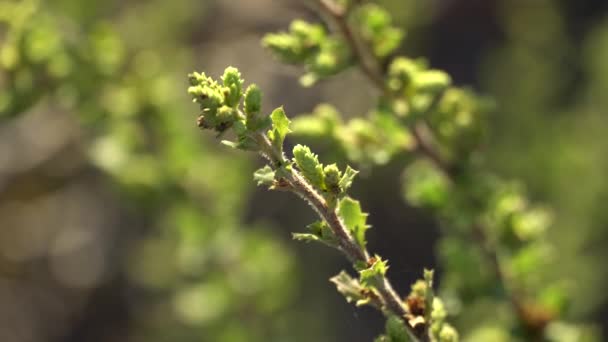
[253,165,275,186]
[291,103,341,137]
[292,221,338,248]
[338,197,369,248]
[359,255,389,287]
[244,84,262,117]
[339,165,358,193]
[292,233,321,243]
[292,144,325,190]
[262,20,325,64]
[353,4,404,58]
[221,66,243,107]
[330,271,369,305]
[385,315,411,342]
[402,159,450,209]
[268,106,291,154]
[271,106,291,136]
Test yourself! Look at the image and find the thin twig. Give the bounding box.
[254,130,423,341]
[313,0,546,335]
[313,0,385,90]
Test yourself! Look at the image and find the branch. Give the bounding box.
[187,68,427,341]
[253,130,423,342]
[313,0,385,90]
[314,0,545,335]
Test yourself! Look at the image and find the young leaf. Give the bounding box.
[338,196,369,248]
[253,165,275,186]
[330,271,373,307]
[292,233,321,243]
[268,106,291,154]
[293,144,325,190]
[359,255,389,287]
[293,221,338,248]
[323,163,342,194]
[353,4,404,58]
[339,165,359,193]
[244,83,262,117]
[385,315,412,342]
[221,66,243,107]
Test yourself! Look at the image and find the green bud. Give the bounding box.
[222,66,243,107]
[439,325,459,342]
[308,39,351,80]
[410,279,427,298]
[187,71,226,120]
[431,297,448,322]
[244,84,262,116]
[187,71,203,86]
[263,20,325,64]
[324,164,342,194]
[413,70,451,94]
[290,20,325,45]
[353,4,404,58]
[387,57,425,92]
[216,105,236,124]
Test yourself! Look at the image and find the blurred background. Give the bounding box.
[1,0,607,341]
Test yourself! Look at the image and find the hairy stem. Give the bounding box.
[314,0,543,334]
[253,130,424,341]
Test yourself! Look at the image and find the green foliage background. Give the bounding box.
[0,0,606,341]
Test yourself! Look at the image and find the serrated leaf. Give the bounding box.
[330,271,367,304]
[359,256,389,287]
[292,144,325,190]
[338,197,369,248]
[339,165,358,193]
[293,221,338,248]
[268,106,291,154]
[253,165,275,186]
